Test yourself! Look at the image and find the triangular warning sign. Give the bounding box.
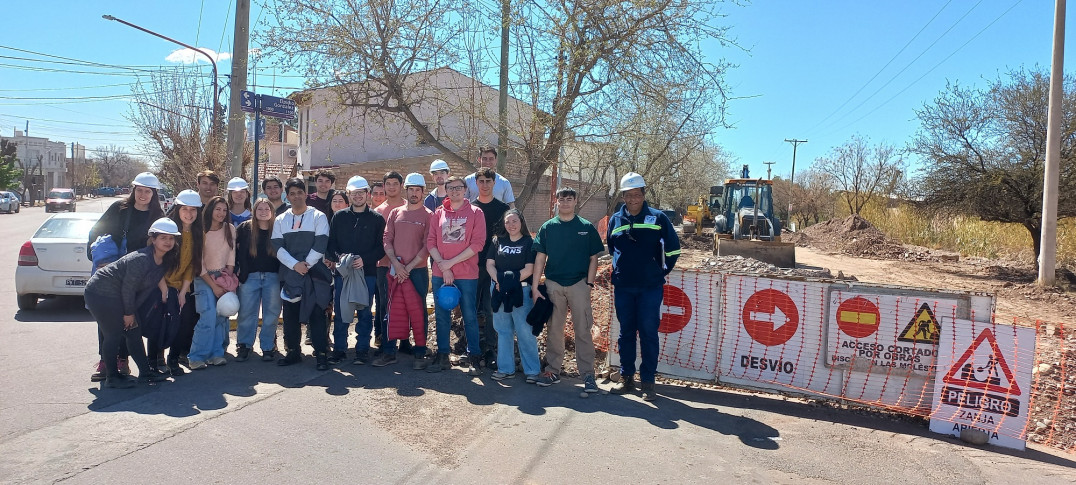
[942,328,1021,396]
[898,303,940,344]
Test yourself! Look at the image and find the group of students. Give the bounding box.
[85,146,680,400]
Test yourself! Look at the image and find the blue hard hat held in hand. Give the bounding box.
[435,284,461,310]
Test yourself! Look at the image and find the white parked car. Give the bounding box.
[16,212,102,310]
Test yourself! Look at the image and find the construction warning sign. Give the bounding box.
[930,320,1035,451]
[898,303,940,344]
[658,284,692,334]
[826,293,959,377]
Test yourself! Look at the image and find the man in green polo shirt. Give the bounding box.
[531,187,605,393]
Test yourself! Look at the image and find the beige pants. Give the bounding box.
[544,279,595,376]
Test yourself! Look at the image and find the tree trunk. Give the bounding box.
[1026,221,1042,274]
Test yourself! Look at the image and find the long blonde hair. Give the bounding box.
[248,198,276,258]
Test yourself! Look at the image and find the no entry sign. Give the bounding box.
[741,289,800,346]
[836,296,880,338]
[659,284,692,334]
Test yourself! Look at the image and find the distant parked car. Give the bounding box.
[0,191,20,213]
[94,187,116,197]
[45,188,76,213]
[16,212,103,310]
[119,187,130,195]
[159,190,174,212]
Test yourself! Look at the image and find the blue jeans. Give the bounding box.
[492,283,539,376]
[236,272,282,352]
[334,274,377,353]
[614,285,664,383]
[384,268,429,356]
[189,278,228,362]
[431,276,479,355]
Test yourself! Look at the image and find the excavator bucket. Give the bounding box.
[714,237,797,268]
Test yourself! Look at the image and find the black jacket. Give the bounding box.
[326,205,385,277]
[527,284,554,336]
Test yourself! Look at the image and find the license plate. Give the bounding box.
[65,278,87,287]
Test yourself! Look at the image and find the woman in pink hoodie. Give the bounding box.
[426,176,486,375]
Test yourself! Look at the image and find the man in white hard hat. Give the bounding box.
[464,146,515,208]
[378,172,433,368]
[424,159,451,211]
[607,172,680,401]
[325,175,385,366]
[530,186,604,392]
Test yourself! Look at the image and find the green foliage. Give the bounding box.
[0,139,24,191]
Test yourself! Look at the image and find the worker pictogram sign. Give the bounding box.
[898,303,940,344]
[658,284,692,334]
[835,296,880,338]
[942,328,1021,396]
[742,288,800,346]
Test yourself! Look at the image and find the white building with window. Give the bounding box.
[9,130,68,197]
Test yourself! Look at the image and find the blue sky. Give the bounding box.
[0,1,1068,181]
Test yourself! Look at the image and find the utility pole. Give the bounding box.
[226,0,251,179]
[496,0,510,172]
[784,138,807,224]
[763,161,775,180]
[1040,0,1065,286]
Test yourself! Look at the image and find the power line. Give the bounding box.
[816,0,985,133]
[806,1,953,133]
[0,82,134,92]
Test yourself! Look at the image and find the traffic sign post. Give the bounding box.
[240,90,297,197]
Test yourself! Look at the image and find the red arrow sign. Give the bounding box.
[742,289,799,346]
[659,284,692,334]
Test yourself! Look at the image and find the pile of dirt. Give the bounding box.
[688,254,856,280]
[679,234,715,251]
[1027,327,1076,449]
[788,215,908,260]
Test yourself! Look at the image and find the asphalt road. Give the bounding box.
[1,196,1074,484]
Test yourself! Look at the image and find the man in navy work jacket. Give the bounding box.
[606,172,680,401]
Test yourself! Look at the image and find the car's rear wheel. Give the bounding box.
[17,293,38,311]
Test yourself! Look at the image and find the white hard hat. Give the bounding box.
[216,291,240,317]
[404,172,426,188]
[132,172,160,190]
[619,172,646,191]
[346,175,370,191]
[174,189,203,207]
[147,217,181,236]
[227,177,249,192]
[429,159,450,173]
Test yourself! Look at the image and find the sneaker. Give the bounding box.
[525,374,539,384]
[91,361,105,382]
[535,371,560,387]
[261,349,277,362]
[188,360,208,370]
[372,354,398,367]
[466,360,482,376]
[105,375,136,389]
[583,374,599,393]
[235,345,251,362]
[277,353,302,366]
[482,351,497,370]
[610,376,636,395]
[351,351,371,366]
[412,355,429,370]
[179,356,190,368]
[327,351,345,365]
[491,372,515,381]
[426,353,448,373]
[641,381,656,401]
[316,353,329,371]
[138,370,170,383]
[208,356,227,366]
[168,362,186,376]
[117,357,131,375]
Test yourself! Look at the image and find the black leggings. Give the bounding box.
[86,291,150,379]
[147,291,197,364]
